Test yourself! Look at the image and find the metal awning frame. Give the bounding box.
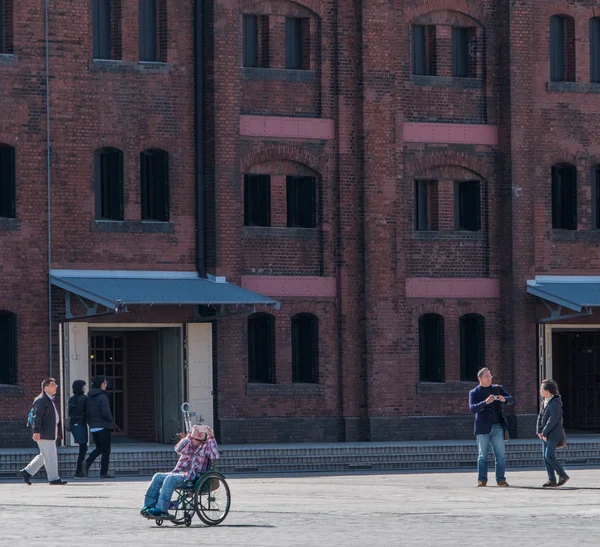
[538,298,593,323]
[65,291,128,321]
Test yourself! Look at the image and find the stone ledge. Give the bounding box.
[91,220,174,233]
[241,67,317,83]
[89,59,172,74]
[0,218,20,231]
[410,75,483,89]
[0,385,23,397]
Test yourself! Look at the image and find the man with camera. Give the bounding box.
[469,368,514,487]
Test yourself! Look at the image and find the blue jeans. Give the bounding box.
[476,423,506,483]
[144,472,186,512]
[542,440,566,481]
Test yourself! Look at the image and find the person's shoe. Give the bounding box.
[49,479,68,485]
[543,479,558,487]
[477,480,487,487]
[496,480,509,487]
[146,507,172,520]
[81,461,89,477]
[557,475,570,487]
[19,469,32,486]
[140,505,153,516]
[100,474,116,479]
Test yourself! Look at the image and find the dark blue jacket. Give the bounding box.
[469,384,514,435]
[87,388,113,429]
[537,395,565,444]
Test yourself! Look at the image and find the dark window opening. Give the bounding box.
[552,164,577,230]
[243,14,269,68]
[93,0,122,60]
[452,27,469,77]
[292,313,318,383]
[419,314,444,383]
[248,313,275,383]
[287,175,316,228]
[414,180,438,231]
[0,144,16,219]
[244,174,270,227]
[286,17,309,70]
[591,18,600,83]
[139,0,167,62]
[0,0,14,54]
[141,149,169,221]
[550,15,575,82]
[95,148,124,221]
[412,24,436,76]
[594,167,600,229]
[0,311,16,385]
[455,180,481,231]
[460,314,484,382]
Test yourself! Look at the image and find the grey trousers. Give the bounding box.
[25,439,59,482]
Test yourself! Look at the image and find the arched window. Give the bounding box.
[0,144,16,219]
[550,15,575,82]
[0,311,16,385]
[419,314,444,382]
[248,313,275,383]
[292,313,318,383]
[460,314,484,381]
[141,149,169,221]
[551,163,577,230]
[94,147,124,221]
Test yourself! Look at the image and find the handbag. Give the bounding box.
[557,435,567,449]
[503,429,510,441]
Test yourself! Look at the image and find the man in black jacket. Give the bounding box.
[82,376,115,479]
[20,378,68,485]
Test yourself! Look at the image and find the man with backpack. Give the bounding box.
[20,378,68,485]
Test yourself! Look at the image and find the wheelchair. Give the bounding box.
[155,470,231,527]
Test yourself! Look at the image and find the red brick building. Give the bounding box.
[2,0,600,447]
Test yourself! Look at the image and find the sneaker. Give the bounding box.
[146,508,172,520]
[100,474,116,479]
[543,480,558,487]
[49,479,68,485]
[81,461,89,477]
[19,469,32,486]
[477,480,487,487]
[140,505,152,516]
[557,475,570,487]
[496,480,509,487]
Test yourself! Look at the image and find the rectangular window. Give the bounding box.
[0,0,14,55]
[550,16,565,82]
[0,312,17,385]
[248,314,275,383]
[286,17,306,70]
[412,25,436,76]
[141,150,169,221]
[243,14,258,67]
[244,174,271,226]
[595,169,600,229]
[139,0,157,62]
[0,145,16,219]
[93,0,121,60]
[419,314,444,383]
[287,175,316,228]
[414,180,438,231]
[455,180,481,231]
[591,18,600,83]
[552,165,577,230]
[452,26,469,77]
[95,149,124,221]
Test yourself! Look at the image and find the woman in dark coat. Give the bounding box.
[68,380,89,478]
[537,379,569,487]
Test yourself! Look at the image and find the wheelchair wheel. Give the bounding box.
[194,472,231,525]
[155,519,163,527]
[184,515,192,527]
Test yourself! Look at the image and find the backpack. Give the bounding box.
[26,406,34,428]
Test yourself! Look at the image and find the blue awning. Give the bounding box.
[50,270,279,310]
[526,276,600,312]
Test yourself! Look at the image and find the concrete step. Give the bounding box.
[1,438,598,478]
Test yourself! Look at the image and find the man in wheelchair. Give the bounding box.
[141,424,219,520]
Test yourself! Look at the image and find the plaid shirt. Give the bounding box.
[172,437,219,480]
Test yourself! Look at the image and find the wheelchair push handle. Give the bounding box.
[180,402,197,433]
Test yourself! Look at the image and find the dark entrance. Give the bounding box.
[553,331,600,430]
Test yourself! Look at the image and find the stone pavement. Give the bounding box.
[1,468,600,546]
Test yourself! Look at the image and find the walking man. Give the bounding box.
[469,368,514,487]
[20,378,68,485]
[82,376,114,479]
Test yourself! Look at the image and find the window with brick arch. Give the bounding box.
[141,149,169,221]
[551,164,577,230]
[0,144,16,219]
[454,180,481,231]
[287,175,316,228]
[590,18,600,83]
[460,314,484,382]
[419,314,444,383]
[292,313,318,383]
[244,174,271,226]
[0,0,14,54]
[248,313,275,383]
[414,180,438,231]
[243,14,270,68]
[94,147,124,221]
[139,0,168,62]
[0,311,17,385]
[412,25,437,76]
[92,0,122,60]
[550,15,575,82]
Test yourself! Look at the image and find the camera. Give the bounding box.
[494,395,501,400]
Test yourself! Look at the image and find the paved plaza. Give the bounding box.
[1,468,599,546]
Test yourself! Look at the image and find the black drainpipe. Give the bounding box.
[194,0,206,278]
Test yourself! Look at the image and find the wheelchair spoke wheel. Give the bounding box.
[194,472,231,526]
